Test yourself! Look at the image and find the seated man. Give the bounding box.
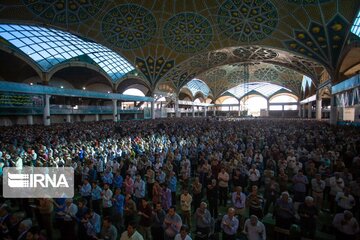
[243,215,266,240]
[174,225,192,240]
[82,208,101,239]
[120,222,144,240]
[332,210,359,240]
[298,196,318,239]
[98,216,117,240]
[194,202,212,236]
[273,192,295,230]
[221,208,239,240]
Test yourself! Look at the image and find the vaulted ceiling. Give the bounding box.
[0,0,359,98]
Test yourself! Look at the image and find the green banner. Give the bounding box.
[0,92,44,107]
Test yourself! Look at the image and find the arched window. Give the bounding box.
[243,96,267,116]
[270,94,298,110]
[221,97,239,111]
[123,88,145,96]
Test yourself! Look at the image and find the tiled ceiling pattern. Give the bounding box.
[0,0,358,94]
[197,62,304,99]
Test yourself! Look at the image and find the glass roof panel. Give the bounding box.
[351,10,360,37]
[226,82,292,99]
[0,24,134,81]
[185,79,211,97]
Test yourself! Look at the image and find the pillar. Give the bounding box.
[204,107,207,117]
[43,94,51,126]
[112,99,118,122]
[238,101,241,117]
[175,97,179,117]
[316,92,322,120]
[307,102,312,119]
[281,104,285,118]
[302,104,306,118]
[151,101,155,119]
[66,114,71,123]
[95,114,99,121]
[27,115,33,125]
[134,113,138,120]
[213,106,216,116]
[267,100,270,117]
[298,102,301,117]
[192,105,195,117]
[118,102,122,121]
[330,95,337,125]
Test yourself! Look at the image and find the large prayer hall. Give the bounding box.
[0,1,359,240]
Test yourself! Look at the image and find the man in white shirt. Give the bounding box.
[332,210,359,239]
[330,173,345,212]
[336,187,356,212]
[243,215,266,240]
[311,173,326,209]
[218,167,229,207]
[180,189,192,229]
[174,225,192,240]
[248,164,261,188]
[120,222,144,240]
[102,183,113,217]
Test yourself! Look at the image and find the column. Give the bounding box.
[27,115,33,125]
[298,102,301,117]
[307,102,312,119]
[151,101,155,119]
[175,97,179,117]
[66,114,71,123]
[213,106,216,116]
[302,104,306,118]
[95,114,100,121]
[118,102,122,121]
[267,99,270,117]
[204,107,207,117]
[134,113,138,120]
[281,104,285,118]
[192,105,195,117]
[330,95,337,125]
[112,99,118,122]
[43,94,51,126]
[238,101,241,117]
[316,92,322,120]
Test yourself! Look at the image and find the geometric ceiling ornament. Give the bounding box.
[233,46,278,60]
[284,14,350,68]
[228,69,246,84]
[218,0,278,42]
[102,4,156,50]
[327,15,349,67]
[163,12,213,53]
[23,0,104,24]
[274,65,296,74]
[189,50,228,68]
[208,51,229,66]
[206,68,227,83]
[135,56,174,86]
[286,0,331,4]
[254,68,279,82]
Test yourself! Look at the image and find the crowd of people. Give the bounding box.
[0,118,359,240]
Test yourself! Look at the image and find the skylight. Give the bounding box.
[185,79,211,97]
[226,82,292,99]
[0,24,134,81]
[301,75,313,91]
[351,10,360,37]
